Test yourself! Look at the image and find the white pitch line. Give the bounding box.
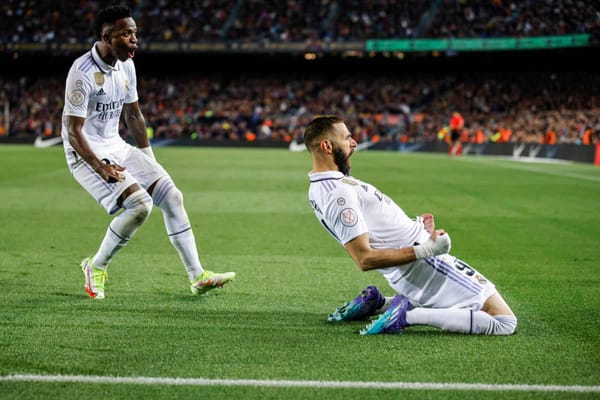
[1,374,599,393]
[457,156,600,182]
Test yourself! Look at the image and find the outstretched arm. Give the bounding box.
[344,229,451,271]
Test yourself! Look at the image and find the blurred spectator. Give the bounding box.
[424,0,600,39]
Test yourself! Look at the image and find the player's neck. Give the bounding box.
[95,42,117,66]
[311,158,339,174]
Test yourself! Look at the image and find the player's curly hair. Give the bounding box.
[95,5,132,38]
[303,115,344,153]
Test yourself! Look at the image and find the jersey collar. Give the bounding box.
[91,42,120,73]
[308,170,344,182]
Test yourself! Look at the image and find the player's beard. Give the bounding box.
[333,146,351,175]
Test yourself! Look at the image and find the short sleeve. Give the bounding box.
[63,69,91,118]
[324,184,369,245]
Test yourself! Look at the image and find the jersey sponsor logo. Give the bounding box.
[96,99,125,121]
[69,89,85,106]
[340,208,358,227]
[95,99,124,112]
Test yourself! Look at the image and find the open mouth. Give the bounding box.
[128,49,136,58]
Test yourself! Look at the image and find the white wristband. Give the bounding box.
[139,146,155,160]
[413,242,433,259]
[413,233,451,259]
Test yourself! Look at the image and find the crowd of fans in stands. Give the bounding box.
[1,70,598,145]
[0,0,598,145]
[2,0,598,44]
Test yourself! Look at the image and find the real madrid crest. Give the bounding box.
[94,72,104,86]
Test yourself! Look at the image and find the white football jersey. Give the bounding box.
[308,171,428,248]
[308,170,495,309]
[61,42,138,154]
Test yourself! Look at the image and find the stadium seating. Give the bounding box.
[0,0,598,144]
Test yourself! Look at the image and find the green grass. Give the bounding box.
[0,145,599,399]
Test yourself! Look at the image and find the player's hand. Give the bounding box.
[96,163,126,183]
[421,213,434,234]
[413,229,451,259]
[429,229,451,255]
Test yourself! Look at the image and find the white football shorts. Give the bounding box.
[67,143,168,215]
[382,253,497,310]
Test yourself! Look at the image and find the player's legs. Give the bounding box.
[118,148,202,280]
[482,292,515,316]
[92,186,153,268]
[70,150,154,298]
[149,176,203,281]
[149,175,236,293]
[405,306,517,335]
[124,147,235,293]
[71,151,153,268]
[80,186,153,299]
[376,255,517,335]
[450,131,461,156]
[360,294,517,335]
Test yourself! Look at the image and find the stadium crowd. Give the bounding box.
[1,0,598,44]
[1,0,598,145]
[1,70,598,146]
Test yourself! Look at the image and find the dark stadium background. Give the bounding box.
[3,46,595,77]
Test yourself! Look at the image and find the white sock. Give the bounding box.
[152,177,203,281]
[92,190,153,268]
[406,308,517,335]
[377,296,396,313]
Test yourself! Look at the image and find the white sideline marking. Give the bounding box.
[1,374,599,393]
[459,156,600,182]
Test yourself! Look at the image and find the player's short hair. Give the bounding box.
[95,5,132,38]
[304,115,344,153]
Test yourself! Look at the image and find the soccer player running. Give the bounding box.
[304,115,516,335]
[61,5,234,299]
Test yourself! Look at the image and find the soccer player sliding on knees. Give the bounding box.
[304,115,516,335]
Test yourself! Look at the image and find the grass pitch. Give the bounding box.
[0,145,598,399]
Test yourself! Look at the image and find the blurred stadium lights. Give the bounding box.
[342,50,364,58]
